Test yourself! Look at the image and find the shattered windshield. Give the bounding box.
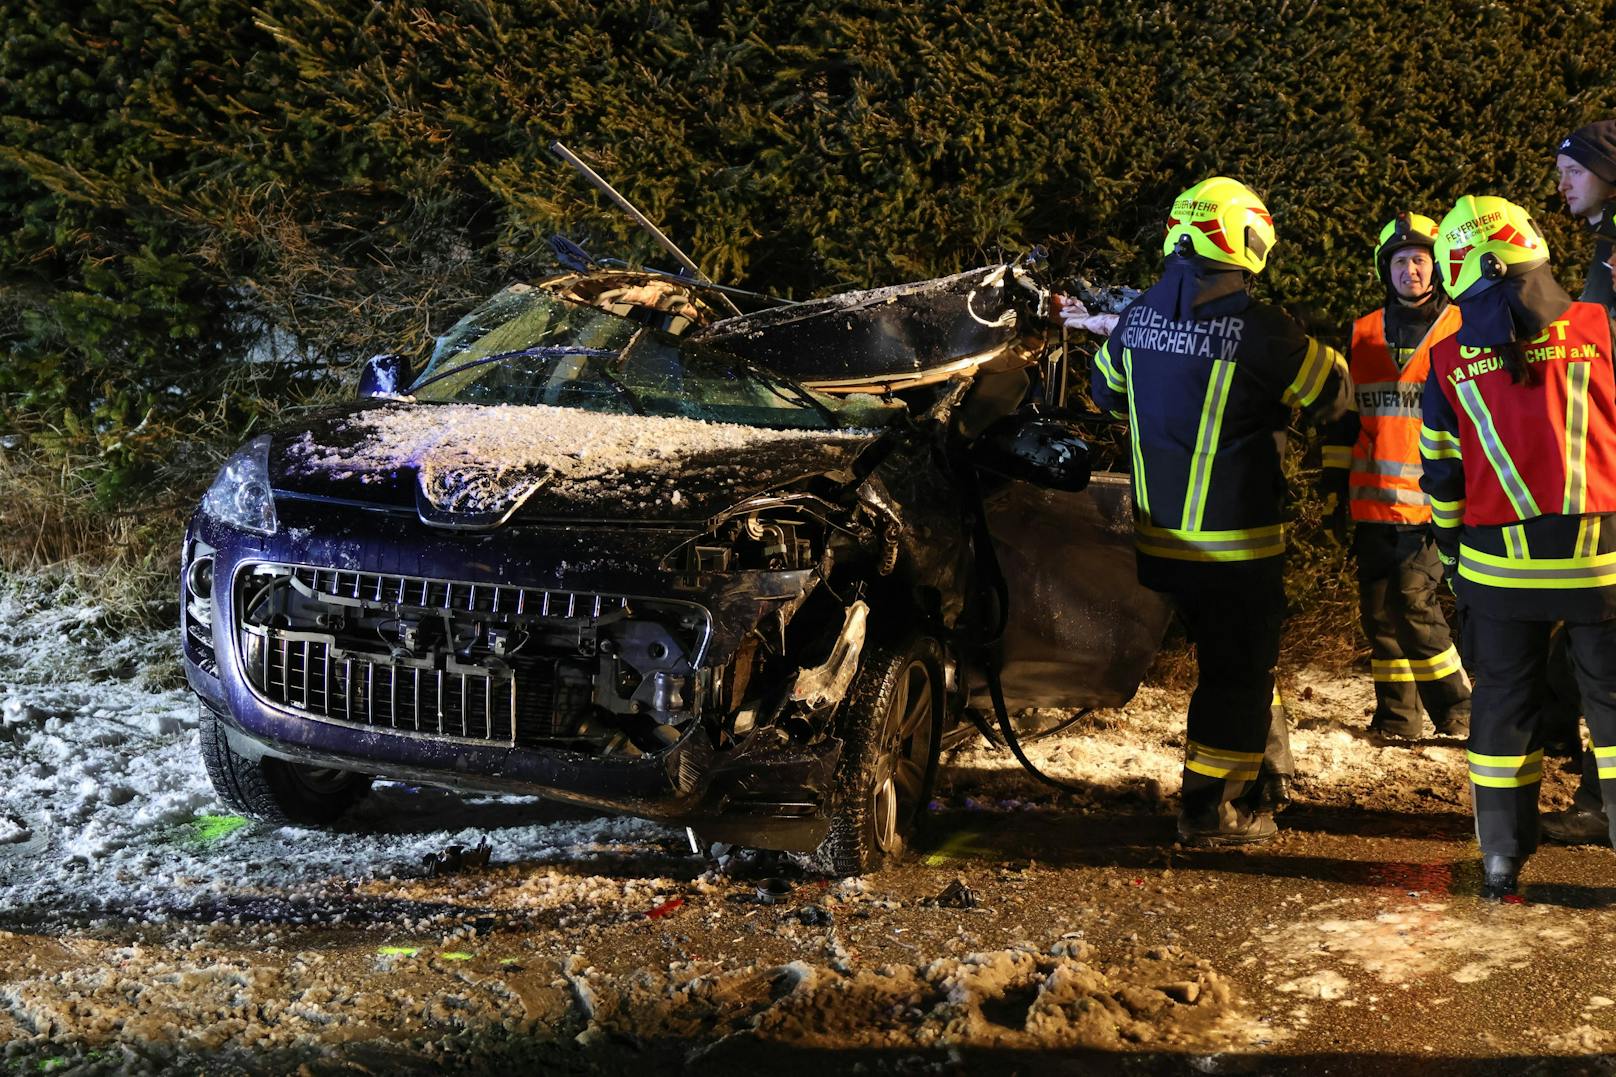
[412,285,889,431]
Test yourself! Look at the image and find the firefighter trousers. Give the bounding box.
[1538,630,1607,816]
[1463,612,1616,857]
[1354,524,1470,736]
[1167,566,1290,815]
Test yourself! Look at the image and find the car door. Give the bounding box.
[973,471,1171,711]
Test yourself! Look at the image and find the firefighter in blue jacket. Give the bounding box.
[1090,176,1351,846]
[1420,194,1616,898]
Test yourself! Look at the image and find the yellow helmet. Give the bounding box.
[1434,195,1549,300]
[1162,176,1276,274]
[1373,212,1439,284]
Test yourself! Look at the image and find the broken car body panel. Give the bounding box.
[692,265,1041,394]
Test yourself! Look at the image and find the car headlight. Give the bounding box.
[202,435,278,535]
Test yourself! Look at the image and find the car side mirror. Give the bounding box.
[358,353,412,398]
[971,411,1091,492]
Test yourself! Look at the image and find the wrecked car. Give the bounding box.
[180,265,1169,874]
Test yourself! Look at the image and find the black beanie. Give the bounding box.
[1558,120,1616,185]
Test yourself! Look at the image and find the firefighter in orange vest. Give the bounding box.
[1322,213,1471,739]
[1421,194,1616,898]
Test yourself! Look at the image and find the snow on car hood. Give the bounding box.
[277,402,882,525]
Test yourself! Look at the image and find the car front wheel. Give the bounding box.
[197,704,371,825]
[815,636,944,876]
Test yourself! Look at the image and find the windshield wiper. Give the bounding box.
[754,369,838,426]
[409,345,617,393]
[595,367,647,415]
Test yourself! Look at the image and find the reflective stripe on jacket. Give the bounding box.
[1092,272,1349,570]
[1420,300,1616,617]
[1347,305,1459,523]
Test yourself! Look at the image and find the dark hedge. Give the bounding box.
[2,0,1613,508]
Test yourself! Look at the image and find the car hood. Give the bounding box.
[270,401,885,527]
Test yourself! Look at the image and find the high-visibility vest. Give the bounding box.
[1428,301,1616,529]
[1346,304,1459,523]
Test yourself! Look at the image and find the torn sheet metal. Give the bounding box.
[789,600,870,710]
[693,266,1046,393]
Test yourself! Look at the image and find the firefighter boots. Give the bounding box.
[1252,773,1292,814]
[1176,802,1278,847]
[1481,853,1522,900]
[1541,806,1611,845]
[1432,703,1471,738]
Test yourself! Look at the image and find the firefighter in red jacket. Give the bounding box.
[1090,176,1351,846]
[1420,194,1616,898]
[1323,213,1471,738]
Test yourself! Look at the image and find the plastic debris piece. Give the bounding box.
[377,946,421,957]
[924,878,979,909]
[792,905,833,926]
[646,897,685,919]
[422,837,492,878]
[439,951,475,961]
[189,814,250,845]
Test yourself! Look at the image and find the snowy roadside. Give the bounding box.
[0,570,1486,924]
[0,576,685,926]
[6,572,1614,1074]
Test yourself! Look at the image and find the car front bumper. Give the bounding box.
[181,503,844,849]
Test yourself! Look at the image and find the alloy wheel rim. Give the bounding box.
[872,658,935,854]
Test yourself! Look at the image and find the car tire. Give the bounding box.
[197,704,371,826]
[814,636,944,876]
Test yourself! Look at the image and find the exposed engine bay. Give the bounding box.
[228,495,893,763]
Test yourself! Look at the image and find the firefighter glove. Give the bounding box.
[1054,294,1119,336]
[1439,552,1458,594]
[1321,491,1349,547]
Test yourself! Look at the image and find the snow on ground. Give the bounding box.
[0,570,1553,933]
[1261,899,1586,992]
[0,576,684,926]
[5,573,1614,1071]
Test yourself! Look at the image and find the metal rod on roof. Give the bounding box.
[547,140,744,317]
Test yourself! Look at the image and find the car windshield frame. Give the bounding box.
[407,285,896,432]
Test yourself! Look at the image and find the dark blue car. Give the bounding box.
[180,270,1167,873]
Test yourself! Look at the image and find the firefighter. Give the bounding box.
[1420,194,1616,898]
[1321,213,1470,739]
[1088,176,1350,846]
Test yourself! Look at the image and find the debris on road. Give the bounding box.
[645,897,685,920]
[421,838,492,878]
[925,878,980,909]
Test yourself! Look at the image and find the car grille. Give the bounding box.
[285,565,633,620]
[235,563,709,747]
[243,626,525,742]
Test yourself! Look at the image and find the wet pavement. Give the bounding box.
[4,793,1616,1074]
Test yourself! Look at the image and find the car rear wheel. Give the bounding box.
[197,704,371,825]
[815,636,944,876]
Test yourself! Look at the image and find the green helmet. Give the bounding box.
[1374,212,1439,285]
[1162,176,1276,274]
[1434,195,1549,300]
